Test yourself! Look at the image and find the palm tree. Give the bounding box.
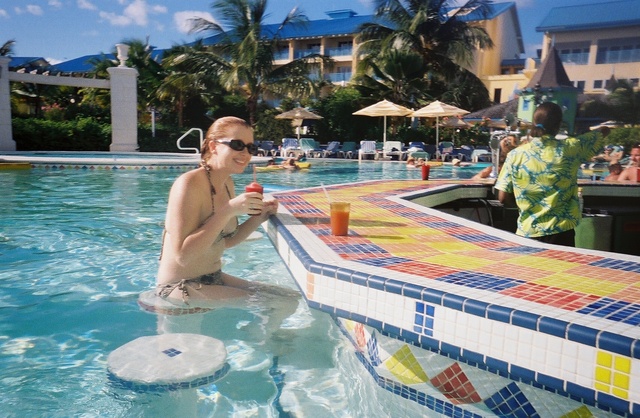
[356,0,493,105]
[155,42,225,128]
[1,39,15,56]
[186,0,333,125]
[609,79,640,125]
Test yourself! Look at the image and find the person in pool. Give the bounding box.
[156,116,279,303]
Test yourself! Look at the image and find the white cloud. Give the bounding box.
[98,0,166,28]
[99,10,131,26]
[174,11,216,34]
[77,0,97,11]
[0,9,8,18]
[48,0,62,8]
[16,5,44,15]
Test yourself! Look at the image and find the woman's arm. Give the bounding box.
[225,198,278,248]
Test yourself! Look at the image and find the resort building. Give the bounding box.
[537,0,640,94]
[198,4,526,105]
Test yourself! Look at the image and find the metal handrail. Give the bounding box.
[176,128,203,153]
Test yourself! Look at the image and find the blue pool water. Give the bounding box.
[0,160,485,417]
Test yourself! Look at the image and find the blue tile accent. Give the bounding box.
[320,264,338,277]
[485,356,509,375]
[308,262,323,274]
[421,287,445,305]
[567,323,598,346]
[536,372,564,392]
[597,331,633,357]
[596,391,630,415]
[367,275,386,290]
[162,348,182,357]
[384,279,404,294]
[350,271,368,286]
[462,298,489,317]
[440,341,462,358]
[461,348,485,366]
[335,268,352,282]
[437,271,523,292]
[384,323,401,337]
[538,317,568,338]
[486,304,513,323]
[511,310,540,330]
[565,381,596,406]
[442,293,466,311]
[402,282,423,299]
[509,364,536,384]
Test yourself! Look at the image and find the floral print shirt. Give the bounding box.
[495,133,601,238]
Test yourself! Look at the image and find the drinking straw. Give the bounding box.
[321,182,332,204]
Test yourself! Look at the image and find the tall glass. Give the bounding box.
[330,202,350,236]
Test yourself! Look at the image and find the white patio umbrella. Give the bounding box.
[275,107,323,140]
[353,99,413,147]
[411,101,469,157]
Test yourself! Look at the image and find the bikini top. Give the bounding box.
[202,164,239,243]
[158,166,238,261]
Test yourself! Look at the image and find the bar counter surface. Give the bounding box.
[265,179,640,417]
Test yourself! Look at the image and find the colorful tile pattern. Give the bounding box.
[267,179,640,417]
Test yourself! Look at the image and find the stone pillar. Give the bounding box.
[107,44,138,152]
[0,56,17,151]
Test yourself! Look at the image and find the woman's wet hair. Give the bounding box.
[529,102,563,137]
[201,116,252,163]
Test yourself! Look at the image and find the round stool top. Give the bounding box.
[138,290,212,315]
[108,333,228,392]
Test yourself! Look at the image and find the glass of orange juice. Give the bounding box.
[330,202,350,236]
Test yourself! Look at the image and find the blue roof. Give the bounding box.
[201,2,518,43]
[8,56,49,69]
[53,49,165,73]
[536,0,640,32]
[54,54,115,73]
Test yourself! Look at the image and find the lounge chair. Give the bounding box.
[300,138,323,158]
[382,141,406,160]
[358,140,378,161]
[280,138,301,157]
[438,141,454,161]
[338,141,356,159]
[322,141,341,158]
[257,140,277,157]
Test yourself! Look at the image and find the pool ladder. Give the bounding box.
[176,128,203,153]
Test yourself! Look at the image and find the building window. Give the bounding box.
[596,37,640,64]
[594,80,603,89]
[493,88,502,103]
[576,80,585,90]
[558,47,589,64]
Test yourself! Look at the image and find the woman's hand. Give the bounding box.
[262,199,278,217]
[229,192,264,216]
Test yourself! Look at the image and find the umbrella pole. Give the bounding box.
[383,116,387,158]
[436,117,439,161]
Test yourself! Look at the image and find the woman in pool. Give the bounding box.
[156,116,279,303]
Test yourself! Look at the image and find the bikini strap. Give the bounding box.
[202,164,217,212]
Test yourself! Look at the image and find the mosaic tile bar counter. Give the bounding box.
[265,179,640,417]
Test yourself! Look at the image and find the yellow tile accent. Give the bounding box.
[597,351,613,367]
[422,253,495,270]
[536,273,626,297]
[595,366,611,384]
[594,350,630,400]
[384,344,429,385]
[614,356,631,374]
[508,256,577,272]
[559,405,594,418]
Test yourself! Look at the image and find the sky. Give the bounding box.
[0,0,617,64]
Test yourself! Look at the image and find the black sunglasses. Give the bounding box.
[215,139,258,154]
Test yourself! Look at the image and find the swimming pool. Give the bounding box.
[1,161,484,417]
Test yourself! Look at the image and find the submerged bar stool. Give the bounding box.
[107,333,229,392]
